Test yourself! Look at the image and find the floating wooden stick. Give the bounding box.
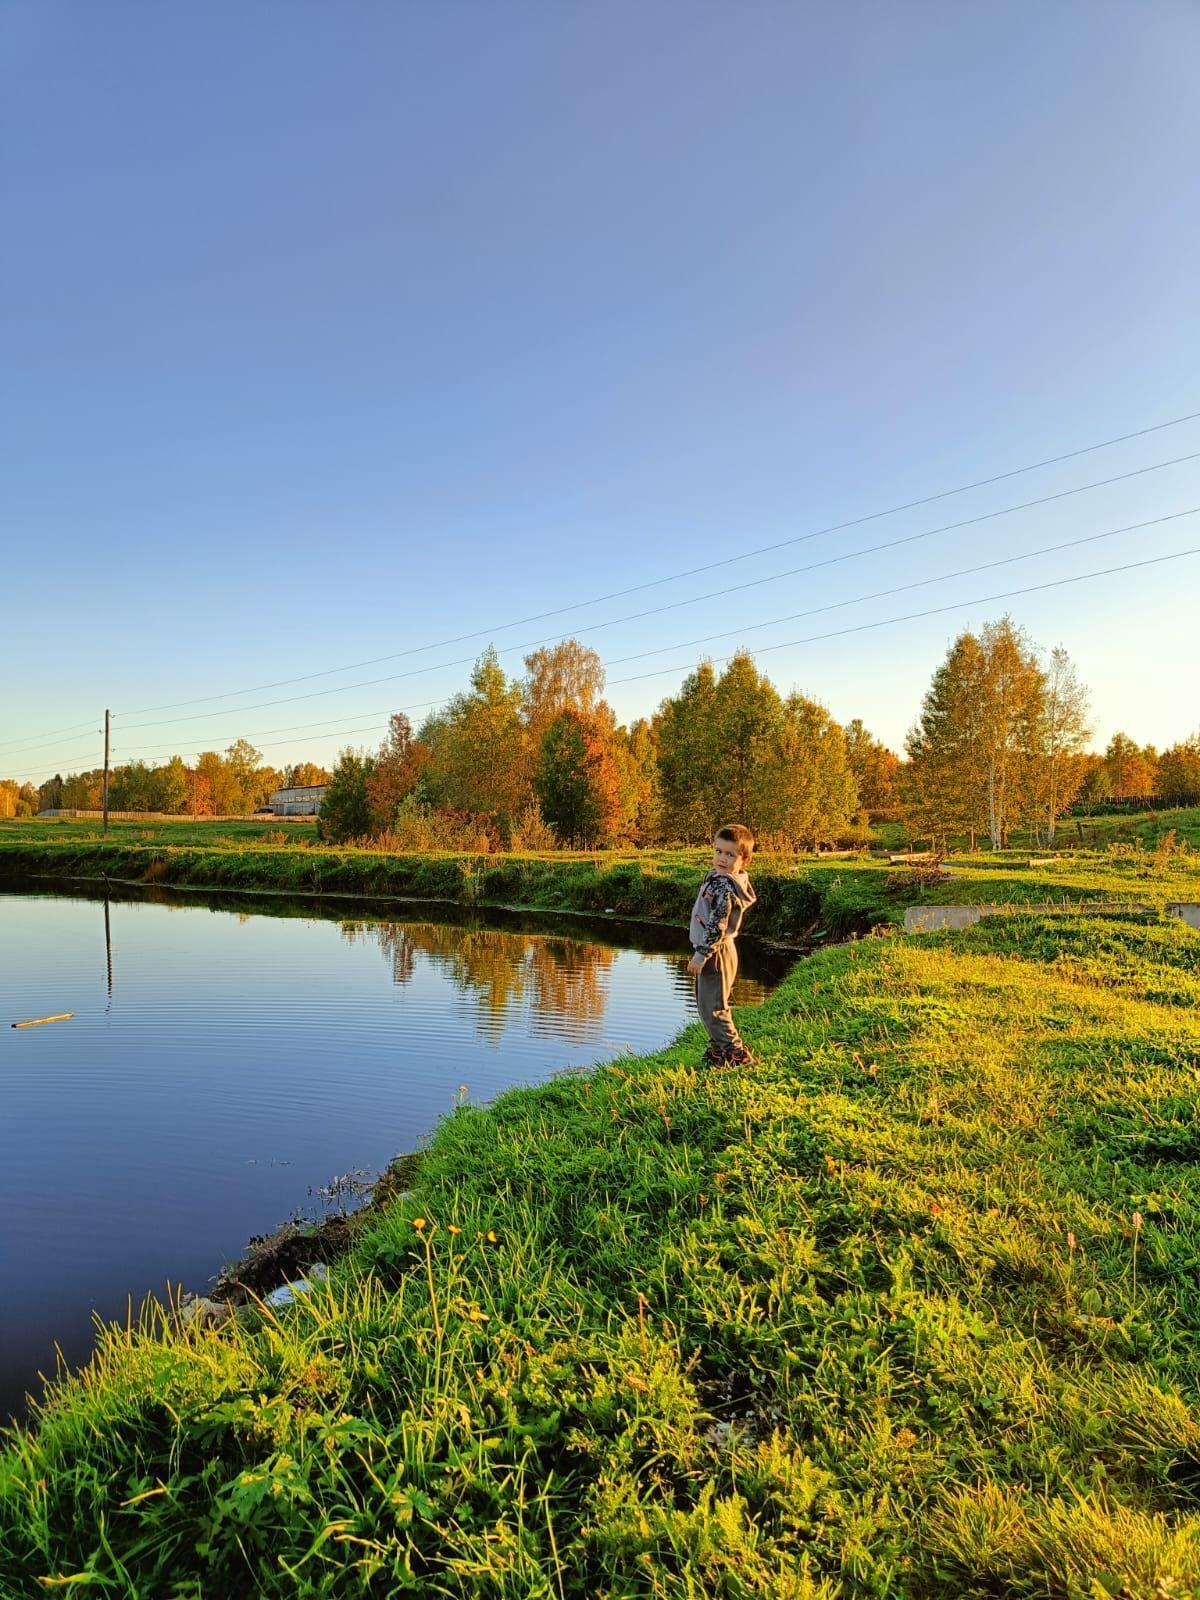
[11,1013,74,1030]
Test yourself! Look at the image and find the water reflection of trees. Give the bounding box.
[339,922,619,1042]
[339,919,774,1044]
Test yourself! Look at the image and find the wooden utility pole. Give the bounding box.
[102,709,111,836]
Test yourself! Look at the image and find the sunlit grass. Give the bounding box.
[2,906,1199,1595]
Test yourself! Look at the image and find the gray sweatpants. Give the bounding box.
[695,940,743,1053]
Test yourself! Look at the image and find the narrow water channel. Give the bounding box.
[0,883,791,1418]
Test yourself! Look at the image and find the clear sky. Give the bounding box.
[3,1,1198,785]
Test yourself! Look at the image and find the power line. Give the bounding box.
[0,718,103,757]
[114,448,1200,734]
[115,408,1200,717]
[93,503,1200,754]
[603,506,1200,666]
[605,545,1200,686]
[8,523,1194,781]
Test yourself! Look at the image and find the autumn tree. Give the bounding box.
[521,640,606,746]
[420,648,530,839]
[283,761,331,789]
[1155,737,1200,800]
[365,713,431,832]
[533,708,625,845]
[195,751,241,815]
[843,720,902,820]
[0,780,39,817]
[225,739,271,813]
[61,770,103,809]
[185,762,213,816]
[904,633,987,845]
[1100,733,1158,800]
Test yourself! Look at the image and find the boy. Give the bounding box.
[687,823,757,1066]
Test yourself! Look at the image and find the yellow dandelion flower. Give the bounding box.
[447,1225,461,1235]
[485,1230,498,1243]
[412,1217,426,1231]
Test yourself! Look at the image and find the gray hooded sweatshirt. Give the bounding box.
[689,868,757,959]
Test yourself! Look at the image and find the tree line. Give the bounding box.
[903,619,1197,847]
[11,750,330,820]
[313,642,889,849]
[7,621,1197,846]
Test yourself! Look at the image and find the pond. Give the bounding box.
[0,882,792,1418]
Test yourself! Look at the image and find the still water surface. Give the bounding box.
[0,884,788,1416]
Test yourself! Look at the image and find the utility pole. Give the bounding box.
[103,883,113,999]
[102,709,111,836]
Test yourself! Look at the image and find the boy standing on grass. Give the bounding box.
[687,823,757,1066]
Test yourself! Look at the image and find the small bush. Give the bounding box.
[886,856,951,894]
[508,800,559,853]
[366,799,497,854]
[1107,838,1145,859]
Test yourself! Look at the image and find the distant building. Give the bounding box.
[268,784,327,816]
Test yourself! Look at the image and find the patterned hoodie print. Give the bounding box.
[689,868,756,959]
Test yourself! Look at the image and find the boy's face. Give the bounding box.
[712,836,744,874]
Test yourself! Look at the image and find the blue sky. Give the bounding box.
[3,1,1198,784]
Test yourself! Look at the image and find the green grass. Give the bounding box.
[887,805,1200,856]
[1064,807,1200,851]
[2,906,1200,1596]
[0,815,321,847]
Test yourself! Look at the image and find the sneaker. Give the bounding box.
[701,1042,727,1066]
[726,1045,755,1067]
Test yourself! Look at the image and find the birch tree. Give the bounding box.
[521,641,606,746]
[1032,647,1090,844]
[905,619,1050,848]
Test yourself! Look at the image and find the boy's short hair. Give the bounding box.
[716,823,755,863]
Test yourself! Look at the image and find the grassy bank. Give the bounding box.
[3,905,1200,1596]
[4,811,1200,939]
[0,836,859,940]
